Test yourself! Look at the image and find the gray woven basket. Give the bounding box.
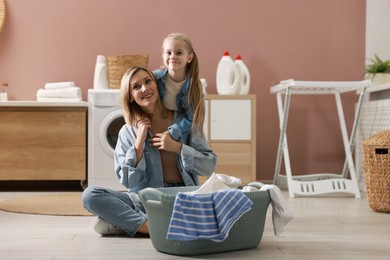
[139,186,271,256]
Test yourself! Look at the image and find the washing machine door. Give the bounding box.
[99,109,126,157]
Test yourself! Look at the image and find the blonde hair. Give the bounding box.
[162,33,205,133]
[120,66,166,126]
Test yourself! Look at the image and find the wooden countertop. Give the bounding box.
[0,101,88,107]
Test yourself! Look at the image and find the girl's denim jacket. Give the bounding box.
[114,112,217,193]
[153,68,193,140]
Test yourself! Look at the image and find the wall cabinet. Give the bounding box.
[0,103,87,182]
[201,95,256,184]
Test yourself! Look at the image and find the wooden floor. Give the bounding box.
[0,190,389,260]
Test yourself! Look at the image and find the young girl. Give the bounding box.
[82,66,216,237]
[153,33,205,140]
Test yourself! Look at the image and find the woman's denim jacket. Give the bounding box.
[153,68,193,140]
[114,112,217,193]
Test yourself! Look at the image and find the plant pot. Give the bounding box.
[370,74,390,85]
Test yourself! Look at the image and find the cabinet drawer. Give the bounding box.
[212,142,252,166]
[199,142,254,184]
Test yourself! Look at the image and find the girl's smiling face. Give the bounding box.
[162,38,194,73]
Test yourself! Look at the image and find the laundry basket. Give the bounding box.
[363,130,390,213]
[139,186,271,256]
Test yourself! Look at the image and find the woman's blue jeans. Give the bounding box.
[82,186,147,237]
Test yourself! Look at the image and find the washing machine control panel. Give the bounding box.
[88,89,121,107]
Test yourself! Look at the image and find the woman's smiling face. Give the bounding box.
[129,69,159,111]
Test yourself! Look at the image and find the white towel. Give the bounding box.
[44,82,75,90]
[37,97,83,102]
[36,87,81,98]
[215,173,242,188]
[259,184,293,236]
[192,173,241,195]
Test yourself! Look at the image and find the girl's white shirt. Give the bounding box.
[163,75,185,111]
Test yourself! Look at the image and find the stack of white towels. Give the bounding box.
[36,82,83,102]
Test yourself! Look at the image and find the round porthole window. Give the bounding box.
[99,110,126,157]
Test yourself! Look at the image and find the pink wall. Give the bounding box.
[0,0,366,181]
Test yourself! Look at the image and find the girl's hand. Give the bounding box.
[149,131,182,154]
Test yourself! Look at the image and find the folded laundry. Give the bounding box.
[44,81,75,90]
[36,86,81,98]
[166,189,253,242]
[37,97,83,102]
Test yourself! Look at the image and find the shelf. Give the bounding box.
[270,79,371,95]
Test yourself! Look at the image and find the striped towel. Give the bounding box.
[166,189,253,242]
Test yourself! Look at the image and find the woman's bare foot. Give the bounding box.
[137,221,149,235]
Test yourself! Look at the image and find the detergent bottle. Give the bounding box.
[93,55,109,89]
[235,55,251,95]
[216,51,240,95]
[0,83,8,101]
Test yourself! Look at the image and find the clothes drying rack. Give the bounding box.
[270,79,371,198]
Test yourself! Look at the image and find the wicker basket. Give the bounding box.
[363,130,390,213]
[106,54,149,89]
[139,186,271,256]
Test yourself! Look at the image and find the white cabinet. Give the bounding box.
[202,95,256,184]
[210,99,252,140]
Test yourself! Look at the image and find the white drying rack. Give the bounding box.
[270,79,372,198]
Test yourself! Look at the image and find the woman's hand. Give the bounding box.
[149,131,182,155]
[136,117,151,144]
[134,117,151,162]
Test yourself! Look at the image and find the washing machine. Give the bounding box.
[88,89,126,190]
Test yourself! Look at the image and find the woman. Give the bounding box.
[82,66,216,237]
